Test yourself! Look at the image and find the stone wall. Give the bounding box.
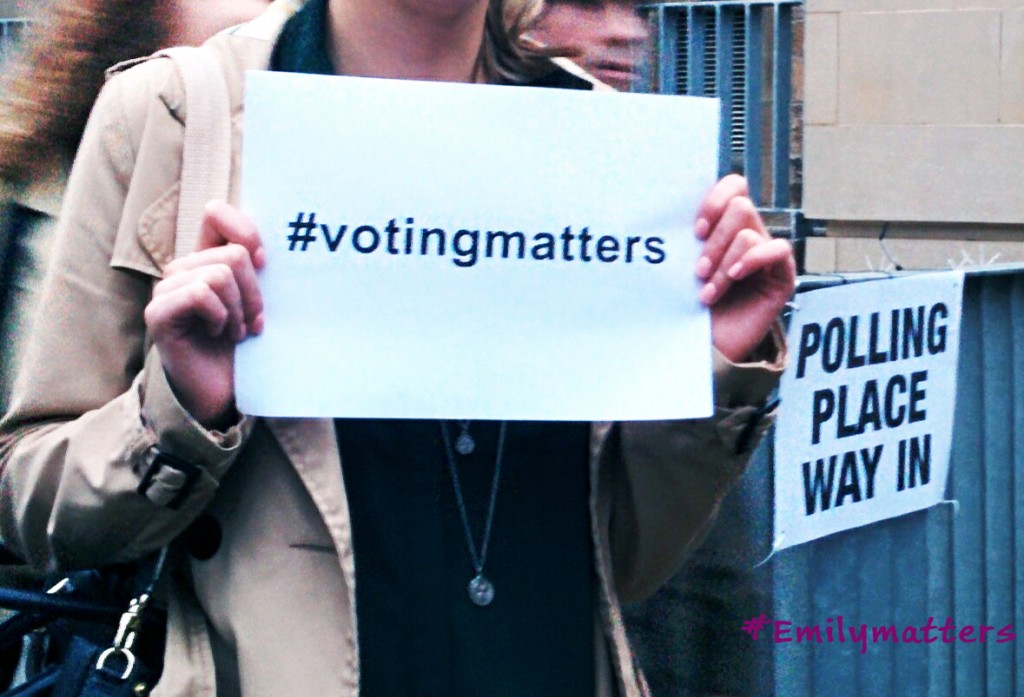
[803,1,1024,234]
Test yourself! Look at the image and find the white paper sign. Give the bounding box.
[236,71,718,420]
[774,271,965,550]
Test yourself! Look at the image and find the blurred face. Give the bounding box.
[529,0,648,91]
[396,0,490,18]
[171,0,272,46]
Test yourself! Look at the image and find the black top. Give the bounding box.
[271,1,597,695]
[335,420,594,697]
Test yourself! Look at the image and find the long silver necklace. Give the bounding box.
[455,419,475,455]
[438,420,507,607]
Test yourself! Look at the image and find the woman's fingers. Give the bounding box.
[196,200,266,268]
[696,194,766,281]
[150,265,246,341]
[702,236,795,307]
[694,174,750,241]
[695,176,797,360]
[146,279,234,342]
[725,238,796,284]
[164,243,263,333]
[699,228,763,306]
[143,202,264,428]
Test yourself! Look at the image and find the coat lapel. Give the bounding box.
[264,418,357,595]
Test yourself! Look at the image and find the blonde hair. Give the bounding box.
[483,0,554,84]
[0,0,174,184]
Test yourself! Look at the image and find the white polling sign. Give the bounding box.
[235,71,719,420]
[774,271,965,550]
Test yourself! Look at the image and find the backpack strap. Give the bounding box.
[155,47,233,260]
[149,0,301,260]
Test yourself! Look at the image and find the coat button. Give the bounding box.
[185,514,222,560]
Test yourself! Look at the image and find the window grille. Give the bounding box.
[0,18,29,60]
[642,1,808,239]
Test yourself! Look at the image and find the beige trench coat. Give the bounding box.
[0,3,784,695]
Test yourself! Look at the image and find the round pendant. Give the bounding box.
[468,575,494,606]
[455,432,475,455]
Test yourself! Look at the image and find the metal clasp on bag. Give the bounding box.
[95,593,149,680]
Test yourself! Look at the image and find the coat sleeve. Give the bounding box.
[606,327,785,603]
[0,62,249,573]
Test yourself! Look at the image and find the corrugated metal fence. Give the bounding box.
[749,269,1024,696]
[629,269,1024,696]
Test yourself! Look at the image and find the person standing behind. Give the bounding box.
[0,0,271,413]
[527,0,647,91]
[0,1,269,685]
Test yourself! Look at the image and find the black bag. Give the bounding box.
[0,551,166,697]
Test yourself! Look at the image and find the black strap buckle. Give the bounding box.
[735,397,781,455]
[137,450,201,510]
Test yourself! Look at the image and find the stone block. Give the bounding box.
[1001,9,1024,124]
[805,13,839,125]
[805,236,1024,273]
[804,125,1024,223]
[838,10,1000,125]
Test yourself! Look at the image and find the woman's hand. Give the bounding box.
[695,175,796,363]
[144,201,265,429]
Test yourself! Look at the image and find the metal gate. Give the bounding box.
[641,1,807,238]
[772,269,1024,696]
